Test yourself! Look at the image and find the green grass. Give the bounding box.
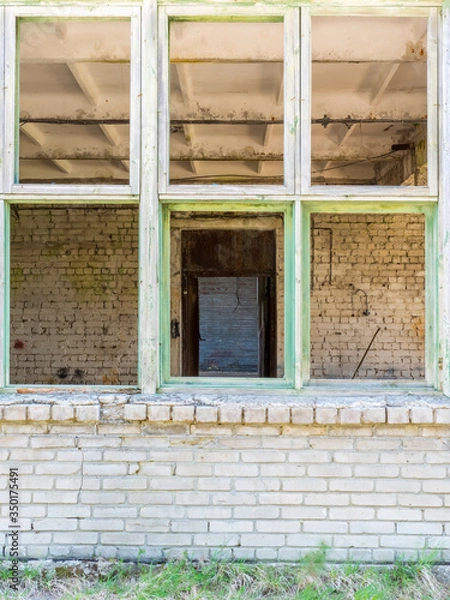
[0,552,449,600]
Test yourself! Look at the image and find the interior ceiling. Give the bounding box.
[19,16,427,186]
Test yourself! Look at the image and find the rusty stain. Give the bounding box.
[412,315,425,339]
[102,369,120,385]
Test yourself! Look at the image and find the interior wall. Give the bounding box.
[10,206,138,385]
[310,213,425,379]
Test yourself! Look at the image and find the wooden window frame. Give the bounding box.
[304,6,439,197]
[159,201,295,390]
[300,201,438,391]
[0,1,447,395]
[158,6,299,198]
[4,4,142,196]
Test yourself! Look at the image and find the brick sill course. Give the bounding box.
[0,393,450,425]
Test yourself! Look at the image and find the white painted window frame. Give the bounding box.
[0,3,156,392]
[0,6,5,389]
[3,3,142,196]
[157,5,300,198]
[303,6,439,198]
[439,4,450,397]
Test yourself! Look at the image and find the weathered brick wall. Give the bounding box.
[10,206,138,386]
[310,213,425,379]
[1,395,450,563]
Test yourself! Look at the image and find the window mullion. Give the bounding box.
[0,10,7,388]
[288,200,304,390]
[439,5,450,396]
[4,8,16,191]
[425,205,439,387]
[299,6,311,196]
[0,201,7,389]
[0,7,4,194]
[139,0,159,393]
[130,6,142,196]
[285,7,300,195]
[157,6,169,195]
[427,7,439,196]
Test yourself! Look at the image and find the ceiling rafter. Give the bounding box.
[99,124,122,147]
[68,62,100,105]
[20,122,46,146]
[175,64,199,172]
[20,122,74,174]
[257,69,283,173]
[68,62,127,149]
[190,161,200,174]
[52,159,73,174]
[319,61,406,175]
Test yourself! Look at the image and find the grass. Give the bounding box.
[0,550,449,600]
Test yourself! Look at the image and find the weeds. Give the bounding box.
[0,550,448,600]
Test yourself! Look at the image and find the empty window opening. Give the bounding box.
[9,205,138,385]
[170,214,284,377]
[18,19,131,184]
[311,16,428,186]
[310,213,425,380]
[169,21,284,185]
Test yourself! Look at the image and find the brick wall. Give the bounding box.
[10,206,138,386]
[1,395,450,563]
[310,213,425,379]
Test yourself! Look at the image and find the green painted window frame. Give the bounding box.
[300,201,438,391]
[159,201,296,390]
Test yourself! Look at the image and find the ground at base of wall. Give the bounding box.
[1,557,450,600]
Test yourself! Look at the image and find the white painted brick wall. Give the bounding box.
[2,395,450,563]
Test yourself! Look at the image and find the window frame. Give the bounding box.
[0,0,445,395]
[3,4,142,195]
[159,200,296,390]
[4,196,141,390]
[300,201,438,390]
[304,6,439,196]
[158,5,300,197]
[0,2,155,393]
